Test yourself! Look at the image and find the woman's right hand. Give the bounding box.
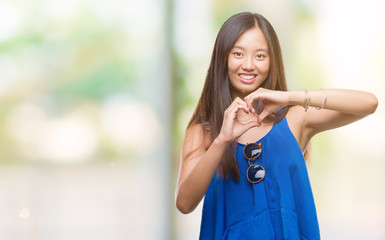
[217,97,259,143]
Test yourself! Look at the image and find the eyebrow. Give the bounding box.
[232,45,268,52]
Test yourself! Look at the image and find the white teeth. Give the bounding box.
[239,74,256,80]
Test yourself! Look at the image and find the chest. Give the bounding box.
[236,122,274,145]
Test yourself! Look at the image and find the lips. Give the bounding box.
[238,74,257,84]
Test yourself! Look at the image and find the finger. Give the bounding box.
[234,98,249,112]
[224,105,237,120]
[227,98,244,113]
[231,98,250,114]
[239,102,250,113]
[225,103,248,121]
[246,97,261,114]
[250,104,256,114]
[226,98,243,113]
[229,97,241,107]
[257,110,271,125]
[233,103,250,114]
[245,94,264,112]
[244,95,254,112]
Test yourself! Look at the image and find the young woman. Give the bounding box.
[175,12,378,239]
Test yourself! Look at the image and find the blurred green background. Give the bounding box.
[0,0,384,239]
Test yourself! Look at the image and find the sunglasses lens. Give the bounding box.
[247,164,265,184]
[244,143,261,160]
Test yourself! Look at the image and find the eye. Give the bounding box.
[256,54,265,60]
[232,52,243,57]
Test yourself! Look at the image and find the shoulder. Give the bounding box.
[183,123,212,153]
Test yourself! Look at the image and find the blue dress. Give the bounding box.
[199,117,320,240]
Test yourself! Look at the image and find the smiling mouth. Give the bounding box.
[238,74,257,83]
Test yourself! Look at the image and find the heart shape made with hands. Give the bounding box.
[236,99,264,124]
[249,99,285,124]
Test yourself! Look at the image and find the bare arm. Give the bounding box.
[175,126,229,214]
[287,89,378,135]
[244,88,378,150]
[175,98,258,214]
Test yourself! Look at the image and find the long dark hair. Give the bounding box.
[187,12,289,181]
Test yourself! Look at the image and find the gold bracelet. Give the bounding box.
[316,88,327,110]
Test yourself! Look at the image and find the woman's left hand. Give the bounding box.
[244,88,290,125]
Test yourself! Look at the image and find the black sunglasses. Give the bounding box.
[243,142,265,184]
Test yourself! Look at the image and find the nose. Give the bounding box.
[242,57,255,71]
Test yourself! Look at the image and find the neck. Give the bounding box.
[230,86,249,100]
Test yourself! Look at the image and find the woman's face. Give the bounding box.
[227,27,270,99]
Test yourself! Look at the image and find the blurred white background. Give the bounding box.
[0,0,384,239]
